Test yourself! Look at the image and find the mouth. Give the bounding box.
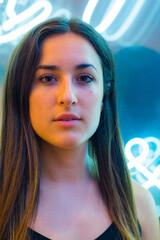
[54,113,81,121]
[56,119,80,121]
[54,119,81,127]
[54,113,81,127]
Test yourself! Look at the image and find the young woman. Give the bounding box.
[0,18,159,240]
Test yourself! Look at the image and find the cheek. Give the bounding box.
[29,92,49,123]
[89,89,103,105]
[82,90,102,137]
[29,92,51,135]
[29,94,41,115]
[83,89,103,116]
[29,89,53,112]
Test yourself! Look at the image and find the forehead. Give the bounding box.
[39,32,102,70]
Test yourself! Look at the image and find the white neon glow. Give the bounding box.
[95,0,126,33]
[130,159,160,189]
[105,0,145,41]
[143,165,160,189]
[0,0,4,4]
[0,16,48,43]
[153,165,160,179]
[82,0,126,33]
[0,0,148,44]
[125,137,160,190]
[141,137,160,189]
[145,137,160,165]
[125,138,149,164]
[5,0,17,19]
[82,0,145,39]
[82,0,99,23]
[0,0,52,43]
[2,0,52,31]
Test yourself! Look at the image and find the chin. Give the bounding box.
[39,132,90,150]
[53,139,86,150]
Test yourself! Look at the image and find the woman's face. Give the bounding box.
[29,32,103,149]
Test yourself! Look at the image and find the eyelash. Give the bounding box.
[77,74,95,83]
[38,73,95,84]
[38,74,56,83]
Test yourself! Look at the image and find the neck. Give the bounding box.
[40,140,91,185]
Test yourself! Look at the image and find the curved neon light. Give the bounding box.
[0,0,52,43]
[2,0,52,32]
[82,0,146,39]
[0,0,149,44]
[105,0,145,41]
[5,0,17,19]
[125,138,149,164]
[82,0,99,23]
[82,0,126,33]
[95,0,126,33]
[144,137,160,164]
[143,165,160,189]
[125,137,160,190]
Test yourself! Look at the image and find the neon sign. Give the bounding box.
[0,0,153,44]
[0,0,52,43]
[82,0,126,33]
[125,137,160,190]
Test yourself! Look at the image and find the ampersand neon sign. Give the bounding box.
[125,137,160,190]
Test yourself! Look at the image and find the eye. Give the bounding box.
[38,74,56,83]
[77,74,94,83]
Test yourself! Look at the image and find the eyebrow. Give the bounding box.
[36,63,98,72]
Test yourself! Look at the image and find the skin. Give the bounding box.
[30,33,103,151]
[29,33,159,240]
[132,180,159,240]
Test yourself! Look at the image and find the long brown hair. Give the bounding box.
[0,18,141,239]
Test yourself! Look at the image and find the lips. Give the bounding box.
[54,113,81,121]
[53,113,81,127]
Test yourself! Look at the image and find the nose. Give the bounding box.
[57,75,78,107]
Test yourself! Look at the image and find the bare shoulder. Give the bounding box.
[132,179,159,240]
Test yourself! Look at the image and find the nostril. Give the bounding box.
[71,99,77,104]
[58,98,77,106]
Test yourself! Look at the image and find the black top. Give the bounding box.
[29,222,142,239]
[29,223,122,240]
